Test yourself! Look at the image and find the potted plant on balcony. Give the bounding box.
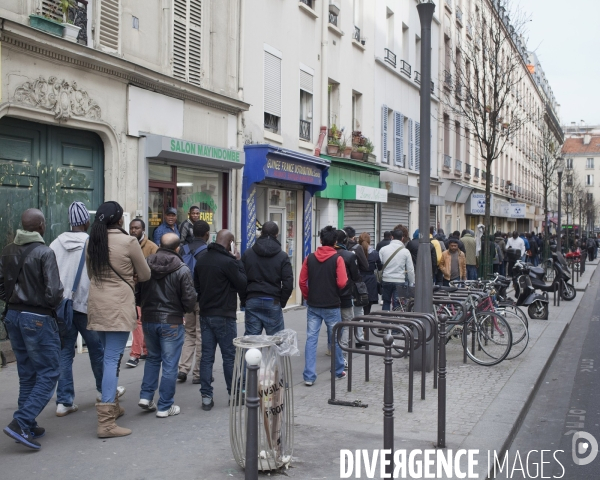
[363,138,376,162]
[327,138,340,156]
[60,0,81,42]
[328,124,342,140]
[340,134,352,158]
[29,5,65,37]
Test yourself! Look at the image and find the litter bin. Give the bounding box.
[229,329,298,471]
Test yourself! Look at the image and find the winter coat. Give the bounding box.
[406,239,438,276]
[179,219,194,246]
[461,234,477,266]
[494,237,506,263]
[362,247,382,304]
[240,236,294,308]
[50,231,90,314]
[348,238,369,271]
[0,230,63,313]
[139,235,159,258]
[299,246,348,308]
[335,244,361,308]
[194,243,247,319]
[440,250,467,281]
[139,248,196,324]
[86,229,151,332]
[379,240,415,284]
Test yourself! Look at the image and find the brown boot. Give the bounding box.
[114,395,125,418]
[96,403,131,438]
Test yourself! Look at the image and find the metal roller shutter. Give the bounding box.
[381,196,410,233]
[344,202,375,239]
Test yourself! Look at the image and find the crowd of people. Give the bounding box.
[2,199,592,450]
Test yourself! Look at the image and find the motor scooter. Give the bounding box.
[512,260,550,320]
[523,253,576,301]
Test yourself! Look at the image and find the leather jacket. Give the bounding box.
[138,248,197,324]
[0,240,64,313]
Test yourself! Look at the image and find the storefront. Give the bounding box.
[242,145,330,306]
[141,134,245,241]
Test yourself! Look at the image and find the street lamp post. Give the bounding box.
[414,0,436,372]
[579,198,583,239]
[556,157,564,253]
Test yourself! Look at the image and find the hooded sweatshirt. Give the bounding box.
[50,231,90,314]
[299,246,348,308]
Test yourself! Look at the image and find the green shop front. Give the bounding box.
[315,156,388,241]
[141,133,244,241]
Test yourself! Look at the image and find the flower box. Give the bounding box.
[29,14,65,37]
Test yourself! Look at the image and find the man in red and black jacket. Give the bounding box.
[299,226,348,386]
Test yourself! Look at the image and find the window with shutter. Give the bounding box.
[98,0,120,52]
[41,0,61,21]
[173,0,203,86]
[264,50,282,133]
[408,119,414,170]
[415,121,421,172]
[382,105,388,164]
[394,111,404,167]
[299,69,313,142]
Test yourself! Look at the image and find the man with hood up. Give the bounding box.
[137,233,196,418]
[240,221,293,335]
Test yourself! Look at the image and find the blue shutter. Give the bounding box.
[394,111,404,166]
[415,121,421,172]
[408,119,414,170]
[382,105,388,163]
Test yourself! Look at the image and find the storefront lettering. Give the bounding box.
[264,158,322,185]
[170,139,241,163]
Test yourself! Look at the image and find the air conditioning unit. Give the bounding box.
[329,0,340,16]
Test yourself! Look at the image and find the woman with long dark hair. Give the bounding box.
[358,232,381,315]
[86,201,150,438]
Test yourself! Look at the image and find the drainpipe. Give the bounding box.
[234,0,246,251]
[317,0,329,156]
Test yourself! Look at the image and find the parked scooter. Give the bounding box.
[515,254,576,301]
[512,260,550,320]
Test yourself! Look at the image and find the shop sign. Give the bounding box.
[509,203,526,218]
[471,193,486,215]
[264,158,322,185]
[354,185,388,203]
[182,192,218,225]
[168,139,242,164]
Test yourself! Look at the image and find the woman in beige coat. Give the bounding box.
[87,201,150,438]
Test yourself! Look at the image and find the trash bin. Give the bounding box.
[229,329,298,471]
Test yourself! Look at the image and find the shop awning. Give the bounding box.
[320,155,388,171]
[440,180,473,204]
[145,133,245,169]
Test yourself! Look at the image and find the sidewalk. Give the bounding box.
[0,264,596,479]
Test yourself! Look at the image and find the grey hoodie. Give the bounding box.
[50,231,90,314]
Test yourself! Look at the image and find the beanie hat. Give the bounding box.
[68,201,90,227]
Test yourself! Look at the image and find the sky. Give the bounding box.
[519,0,600,126]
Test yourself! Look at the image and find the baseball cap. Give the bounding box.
[166,207,177,215]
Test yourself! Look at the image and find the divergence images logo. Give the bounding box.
[477,199,485,209]
[572,432,598,466]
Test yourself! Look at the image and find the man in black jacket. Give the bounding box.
[177,220,210,384]
[138,233,196,418]
[0,208,64,450]
[406,229,438,282]
[194,229,247,411]
[240,221,293,336]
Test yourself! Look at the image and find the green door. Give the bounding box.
[0,117,104,249]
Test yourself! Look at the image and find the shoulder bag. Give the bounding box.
[55,242,88,336]
[376,245,403,284]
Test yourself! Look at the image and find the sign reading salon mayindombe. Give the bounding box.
[169,139,242,164]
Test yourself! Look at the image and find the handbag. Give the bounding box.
[351,281,370,306]
[0,242,44,340]
[376,245,404,284]
[55,242,87,337]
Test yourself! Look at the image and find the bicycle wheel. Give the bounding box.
[462,312,512,366]
[498,311,529,359]
[496,303,528,329]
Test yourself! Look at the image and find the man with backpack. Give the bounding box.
[240,221,293,335]
[177,220,210,383]
[126,219,158,368]
[1,208,63,450]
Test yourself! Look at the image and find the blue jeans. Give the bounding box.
[303,306,344,383]
[56,311,104,406]
[467,265,478,280]
[97,331,129,403]
[4,310,60,431]
[140,323,184,411]
[244,298,285,336]
[381,282,400,311]
[199,316,237,398]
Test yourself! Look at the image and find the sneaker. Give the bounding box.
[138,399,157,411]
[30,425,45,439]
[201,396,214,411]
[177,372,187,383]
[139,354,147,360]
[192,378,201,384]
[96,386,126,403]
[336,371,347,381]
[126,357,139,368]
[304,380,314,386]
[325,349,331,356]
[56,403,78,417]
[344,358,348,370]
[3,420,41,450]
[156,405,180,418]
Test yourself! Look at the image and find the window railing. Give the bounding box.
[455,81,463,98]
[384,48,397,68]
[415,71,421,84]
[444,154,452,168]
[445,0,453,9]
[474,167,480,178]
[443,70,452,89]
[264,113,280,133]
[400,60,411,77]
[466,23,473,38]
[353,25,361,42]
[299,0,313,7]
[465,163,471,175]
[299,119,311,141]
[456,6,463,24]
[455,159,462,172]
[329,12,338,26]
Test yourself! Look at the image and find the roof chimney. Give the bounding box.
[584,134,591,145]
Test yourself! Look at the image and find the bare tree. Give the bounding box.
[443,0,536,272]
[562,170,584,250]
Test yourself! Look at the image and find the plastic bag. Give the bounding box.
[238,328,300,357]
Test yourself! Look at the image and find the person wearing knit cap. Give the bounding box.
[50,202,126,418]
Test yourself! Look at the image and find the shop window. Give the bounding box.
[149,164,174,182]
[176,167,223,231]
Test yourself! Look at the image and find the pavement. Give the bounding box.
[0,261,597,480]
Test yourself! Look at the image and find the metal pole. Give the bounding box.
[383,334,394,477]
[557,171,563,254]
[579,198,582,241]
[437,314,447,448]
[414,0,436,373]
[244,348,262,480]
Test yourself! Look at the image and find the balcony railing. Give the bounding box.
[299,0,314,8]
[465,163,471,175]
[466,23,473,38]
[400,60,411,77]
[455,81,463,98]
[455,159,462,172]
[443,70,452,89]
[329,12,338,26]
[456,6,463,25]
[444,154,452,168]
[415,71,421,84]
[299,119,311,141]
[353,25,361,42]
[264,113,280,133]
[384,48,397,68]
[445,0,453,9]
